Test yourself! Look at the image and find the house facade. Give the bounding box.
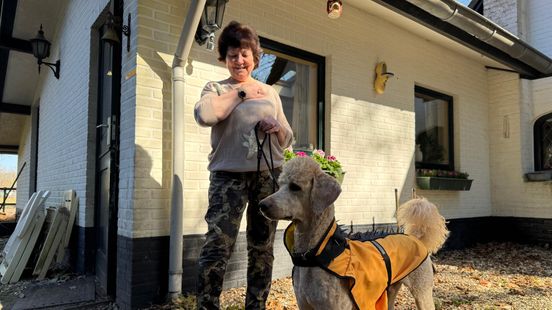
[1,0,550,308]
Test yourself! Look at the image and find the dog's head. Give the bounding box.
[259,157,342,223]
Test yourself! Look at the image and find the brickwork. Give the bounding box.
[14,0,110,230]
[133,0,494,241]
[487,71,552,219]
[118,0,139,239]
[16,117,31,208]
[484,0,519,35]
[526,0,552,58]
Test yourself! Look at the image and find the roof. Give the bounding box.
[0,0,65,153]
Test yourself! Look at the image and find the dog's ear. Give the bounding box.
[311,172,342,214]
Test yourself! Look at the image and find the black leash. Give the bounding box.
[254,122,278,193]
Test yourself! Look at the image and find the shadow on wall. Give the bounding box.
[128,145,170,305]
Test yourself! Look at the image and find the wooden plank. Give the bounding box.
[55,190,78,263]
[62,190,78,248]
[1,205,46,284]
[1,191,49,284]
[3,191,40,255]
[33,207,62,276]
[18,191,48,238]
[37,212,68,280]
[9,210,46,283]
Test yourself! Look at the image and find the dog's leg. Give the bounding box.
[403,258,435,310]
[387,282,403,310]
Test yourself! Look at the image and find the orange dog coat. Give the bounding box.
[284,221,428,310]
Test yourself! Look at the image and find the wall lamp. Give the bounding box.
[30,25,60,79]
[194,0,228,51]
[327,0,343,19]
[101,12,131,52]
[374,62,394,94]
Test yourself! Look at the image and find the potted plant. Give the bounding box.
[284,149,345,184]
[416,168,473,191]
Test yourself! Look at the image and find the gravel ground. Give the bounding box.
[161,242,552,310]
[2,240,551,310]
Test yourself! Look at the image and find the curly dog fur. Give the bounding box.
[259,157,449,310]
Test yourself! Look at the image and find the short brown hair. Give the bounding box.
[217,21,262,68]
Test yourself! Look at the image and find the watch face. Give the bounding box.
[238,90,246,100]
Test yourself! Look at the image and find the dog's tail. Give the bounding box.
[397,197,449,254]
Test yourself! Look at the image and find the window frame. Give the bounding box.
[414,86,455,171]
[259,37,326,149]
[533,112,552,171]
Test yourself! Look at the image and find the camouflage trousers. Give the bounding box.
[196,168,281,310]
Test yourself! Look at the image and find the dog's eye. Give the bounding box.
[289,183,301,192]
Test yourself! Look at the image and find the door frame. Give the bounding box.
[93,0,123,297]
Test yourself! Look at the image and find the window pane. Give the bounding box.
[253,50,318,150]
[415,89,452,168]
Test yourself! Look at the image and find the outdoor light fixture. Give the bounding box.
[327,0,343,19]
[374,62,394,94]
[194,0,228,51]
[30,25,60,79]
[101,12,131,52]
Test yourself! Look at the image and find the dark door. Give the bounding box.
[95,15,122,296]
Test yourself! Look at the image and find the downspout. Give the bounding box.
[169,0,206,300]
[516,0,533,174]
[404,0,552,76]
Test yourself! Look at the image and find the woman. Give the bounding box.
[194,21,293,310]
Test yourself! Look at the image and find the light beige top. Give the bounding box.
[194,79,293,172]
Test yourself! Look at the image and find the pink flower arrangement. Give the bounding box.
[284,149,344,180]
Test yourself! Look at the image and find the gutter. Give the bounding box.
[373,0,552,79]
[169,0,206,300]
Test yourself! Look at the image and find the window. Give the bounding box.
[534,112,552,171]
[414,86,454,170]
[253,38,325,150]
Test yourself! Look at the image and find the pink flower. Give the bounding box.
[313,149,325,157]
[296,151,307,157]
[327,155,337,161]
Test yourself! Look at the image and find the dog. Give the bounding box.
[259,157,449,310]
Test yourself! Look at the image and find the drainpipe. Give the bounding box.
[169,0,206,300]
[401,0,552,76]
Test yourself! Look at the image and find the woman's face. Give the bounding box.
[225,46,255,82]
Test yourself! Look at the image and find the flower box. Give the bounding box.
[524,171,552,182]
[416,177,473,191]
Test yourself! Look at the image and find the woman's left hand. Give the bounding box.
[258,116,281,134]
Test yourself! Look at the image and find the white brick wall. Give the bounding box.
[527,0,552,58]
[118,0,139,238]
[532,76,552,118]
[488,71,552,218]
[16,117,31,209]
[484,0,519,35]
[132,0,494,238]
[16,0,110,228]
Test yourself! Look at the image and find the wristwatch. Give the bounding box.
[237,88,246,101]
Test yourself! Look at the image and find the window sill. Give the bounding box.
[416,177,473,191]
[524,171,552,182]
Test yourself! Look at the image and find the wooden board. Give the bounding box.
[55,190,78,263]
[62,190,78,248]
[9,210,46,283]
[2,191,40,257]
[0,191,49,284]
[38,211,68,280]
[33,207,62,276]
